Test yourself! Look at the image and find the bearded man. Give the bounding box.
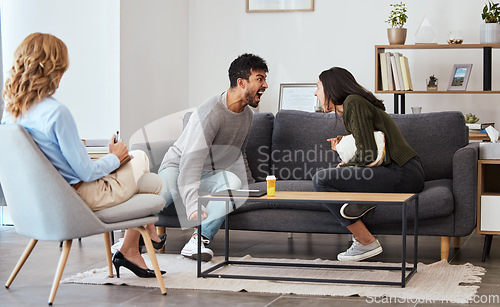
[158,54,268,261]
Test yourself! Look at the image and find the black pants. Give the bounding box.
[312,157,425,227]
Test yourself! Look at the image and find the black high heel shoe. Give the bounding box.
[139,233,167,250]
[112,251,166,278]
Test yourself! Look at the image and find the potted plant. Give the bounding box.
[426,75,438,91]
[386,2,408,45]
[464,113,480,124]
[480,1,500,43]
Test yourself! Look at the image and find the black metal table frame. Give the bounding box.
[197,193,418,287]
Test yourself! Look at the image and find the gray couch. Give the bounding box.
[131,110,478,260]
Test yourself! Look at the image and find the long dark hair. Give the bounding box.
[319,67,385,112]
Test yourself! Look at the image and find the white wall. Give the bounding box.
[2,0,499,140]
[120,0,189,142]
[0,0,120,140]
[188,0,500,124]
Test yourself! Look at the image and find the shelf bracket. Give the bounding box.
[483,47,492,91]
[393,93,405,114]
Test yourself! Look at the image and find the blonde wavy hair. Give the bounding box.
[3,32,69,119]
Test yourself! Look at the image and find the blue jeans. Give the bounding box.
[158,167,242,242]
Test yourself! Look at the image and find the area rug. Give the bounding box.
[63,254,485,304]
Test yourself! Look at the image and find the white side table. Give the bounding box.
[477,159,500,261]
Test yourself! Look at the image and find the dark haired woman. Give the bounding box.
[313,67,425,261]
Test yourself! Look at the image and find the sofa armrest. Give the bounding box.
[130,140,176,173]
[452,142,479,236]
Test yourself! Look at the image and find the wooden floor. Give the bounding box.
[1,226,499,306]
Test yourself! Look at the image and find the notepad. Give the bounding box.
[110,155,133,173]
[119,155,133,168]
[211,189,266,197]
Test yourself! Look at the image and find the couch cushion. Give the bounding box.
[241,179,454,225]
[131,140,176,173]
[246,113,274,182]
[271,110,346,180]
[270,110,466,181]
[365,179,454,224]
[390,112,467,181]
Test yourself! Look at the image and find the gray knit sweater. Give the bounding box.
[158,92,254,217]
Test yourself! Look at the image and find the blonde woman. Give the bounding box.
[1,33,166,278]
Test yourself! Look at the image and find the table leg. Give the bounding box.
[225,200,229,262]
[197,199,203,277]
[401,201,407,287]
[482,235,493,262]
[414,196,419,269]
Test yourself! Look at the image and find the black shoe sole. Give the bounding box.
[340,204,376,219]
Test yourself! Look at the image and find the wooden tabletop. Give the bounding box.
[201,191,416,203]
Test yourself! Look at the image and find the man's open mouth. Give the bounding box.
[255,89,266,101]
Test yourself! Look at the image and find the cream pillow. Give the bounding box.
[336,131,386,167]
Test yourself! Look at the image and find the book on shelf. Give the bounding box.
[386,52,394,91]
[379,52,389,91]
[399,55,413,91]
[404,56,413,91]
[389,55,402,91]
[466,123,494,130]
[380,52,413,92]
[394,52,405,91]
[84,139,109,156]
[86,146,109,154]
[84,139,108,147]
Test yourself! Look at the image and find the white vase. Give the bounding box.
[480,23,500,44]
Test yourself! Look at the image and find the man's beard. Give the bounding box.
[245,91,259,108]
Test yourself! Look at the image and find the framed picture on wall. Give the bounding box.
[279,83,320,112]
[447,64,472,91]
[246,0,314,13]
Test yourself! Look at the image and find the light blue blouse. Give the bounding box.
[1,97,119,184]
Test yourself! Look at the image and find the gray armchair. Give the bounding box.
[0,124,167,305]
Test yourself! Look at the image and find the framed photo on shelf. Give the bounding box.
[447,64,472,91]
[246,0,314,13]
[279,83,320,112]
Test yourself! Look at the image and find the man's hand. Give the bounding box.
[108,135,129,163]
[189,210,208,221]
[327,136,343,151]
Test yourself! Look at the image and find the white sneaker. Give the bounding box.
[337,238,383,261]
[181,235,214,262]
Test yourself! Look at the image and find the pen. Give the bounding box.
[236,189,260,192]
[114,131,119,143]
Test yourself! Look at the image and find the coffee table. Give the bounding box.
[197,191,418,287]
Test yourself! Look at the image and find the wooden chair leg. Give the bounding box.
[157,226,166,252]
[5,238,38,288]
[48,239,72,305]
[454,237,461,249]
[440,236,450,261]
[136,226,167,295]
[103,233,114,277]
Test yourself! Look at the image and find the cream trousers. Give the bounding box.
[76,150,162,211]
